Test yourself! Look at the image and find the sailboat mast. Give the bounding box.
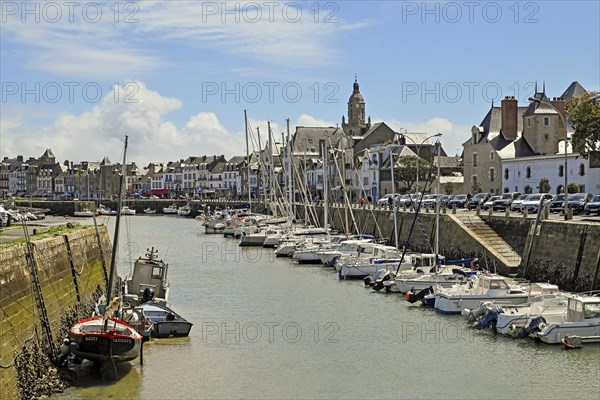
[435,139,441,262]
[323,131,329,234]
[257,127,263,205]
[286,119,293,221]
[106,135,128,304]
[267,122,273,205]
[244,110,251,207]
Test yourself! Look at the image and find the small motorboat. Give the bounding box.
[144,208,157,214]
[74,210,94,217]
[121,206,136,215]
[138,302,193,338]
[163,204,178,214]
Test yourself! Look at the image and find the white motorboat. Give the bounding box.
[389,260,470,294]
[121,206,136,215]
[315,238,376,266]
[462,283,565,335]
[163,204,178,214]
[530,292,600,344]
[74,209,94,217]
[274,240,299,257]
[434,274,530,314]
[337,245,408,279]
[123,247,170,306]
[97,204,115,215]
[239,228,271,247]
[144,208,157,214]
[177,205,192,217]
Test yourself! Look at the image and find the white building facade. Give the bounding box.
[502,153,600,195]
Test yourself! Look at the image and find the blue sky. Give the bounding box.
[1,0,599,165]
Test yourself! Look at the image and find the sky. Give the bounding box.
[1,0,599,166]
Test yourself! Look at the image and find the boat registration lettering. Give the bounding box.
[85,336,98,341]
[113,338,131,343]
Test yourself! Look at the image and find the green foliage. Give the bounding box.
[394,155,436,192]
[443,183,454,195]
[567,183,580,194]
[538,178,551,193]
[567,92,600,158]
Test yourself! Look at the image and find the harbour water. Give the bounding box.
[57,215,599,399]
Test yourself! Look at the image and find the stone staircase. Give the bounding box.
[450,214,521,269]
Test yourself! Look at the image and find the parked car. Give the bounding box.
[421,194,439,209]
[397,194,412,207]
[377,194,395,206]
[439,195,453,207]
[467,193,491,210]
[510,194,530,212]
[583,194,600,215]
[547,194,567,213]
[447,194,470,209]
[520,193,553,213]
[567,193,593,214]
[483,195,501,211]
[493,192,521,211]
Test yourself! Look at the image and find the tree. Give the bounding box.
[394,155,436,192]
[443,183,454,195]
[471,181,482,194]
[567,182,580,194]
[538,178,551,193]
[567,91,600,159]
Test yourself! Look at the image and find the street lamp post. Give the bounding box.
[402,132,442,199]
[529,94,600,220]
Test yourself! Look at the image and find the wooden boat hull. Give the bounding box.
[69,316,142,364]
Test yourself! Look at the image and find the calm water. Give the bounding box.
[56,215,599,400]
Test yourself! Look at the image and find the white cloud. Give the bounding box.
[0,82,248,165]
[1,1,371,79]
[296,114,337,128]
[386,117,469,157]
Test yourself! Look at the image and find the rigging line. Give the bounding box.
[0,327,38,369]
[327,135,358,235]
[29,242,65,311]
[0,284,47,325]
[349,164,384,240]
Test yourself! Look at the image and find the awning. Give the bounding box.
[150,189,171,195]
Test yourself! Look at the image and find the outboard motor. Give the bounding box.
[474,307,502,332]
[141,287,155,303]
[324,256,340,268]
[372,272,392,292]
[522,316,547,336]
[406,286,434,304]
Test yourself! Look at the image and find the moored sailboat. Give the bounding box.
[68,136,145,379]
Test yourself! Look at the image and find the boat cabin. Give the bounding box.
[125,248,170,305]
[566,295,600,323]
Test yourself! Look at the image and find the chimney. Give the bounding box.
[550,97,567,130]
[501,96,518,140]
[17,155,24,162]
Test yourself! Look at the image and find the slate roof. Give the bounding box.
[561,81,588,100]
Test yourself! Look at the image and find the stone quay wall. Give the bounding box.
[0,225,110,399]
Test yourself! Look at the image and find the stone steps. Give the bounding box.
[451,214,521,268]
